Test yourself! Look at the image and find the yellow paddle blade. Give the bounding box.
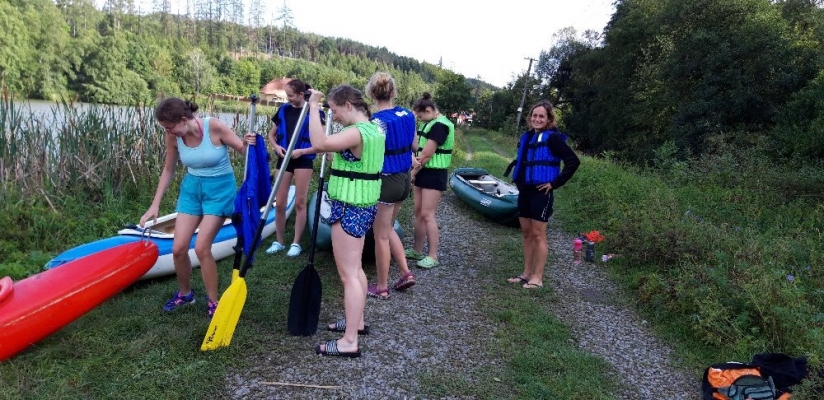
[200,278,248,351]
[231,268,239,283]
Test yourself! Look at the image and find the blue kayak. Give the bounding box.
[44,186,296,280]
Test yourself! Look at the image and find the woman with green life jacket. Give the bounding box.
[306,85,385,358]
[406,92,455,269]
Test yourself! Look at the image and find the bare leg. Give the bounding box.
[518,217,535,281]
[171,213,202,295]
[290,168,312,245]
[323,222,365,353]
[525,220,549,287]
[412,186,425,253]
[389,202,411,275]
[419,188,443,259]
[373,202,395,290]
[273,170,294,245]
[194,215,228,302]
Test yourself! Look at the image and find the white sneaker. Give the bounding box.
[266,241,285,254]
[286,243,302,257]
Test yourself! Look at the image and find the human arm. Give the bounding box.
[267,124,285,158]
[307,91,363,155]
[293,110,326,158]
[140,134,179,227]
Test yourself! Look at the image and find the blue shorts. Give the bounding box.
[328,199,378,238]
[176,173,236,217]
[517,191,554,222]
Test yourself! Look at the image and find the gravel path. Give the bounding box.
[225,193,698,398]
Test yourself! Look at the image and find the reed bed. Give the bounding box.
[0,97,265,204]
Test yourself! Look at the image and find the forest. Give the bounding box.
[0,0,492,117]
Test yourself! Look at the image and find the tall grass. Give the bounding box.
[0,95,267,279]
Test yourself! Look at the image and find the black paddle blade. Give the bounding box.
[287,266,322,336]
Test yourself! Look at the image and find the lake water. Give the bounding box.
[9,99,273,133]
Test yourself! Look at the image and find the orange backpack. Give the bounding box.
[702,362,791,400]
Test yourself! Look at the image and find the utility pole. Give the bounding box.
[515,57,537,134]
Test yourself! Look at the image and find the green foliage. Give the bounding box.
[434,70,472,116]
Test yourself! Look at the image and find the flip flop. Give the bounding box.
[315,340,361,358]
[326,319,370,335]
[507,276,528,284]
[523,283,544,290]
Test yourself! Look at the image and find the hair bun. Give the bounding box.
[185,100,199,113]
[422,92,432,100]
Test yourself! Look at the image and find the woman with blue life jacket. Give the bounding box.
[506,100,579,289]
[307,86,385,358]
[140,98,256,318]
[265,79,326,257]
[406,93,454,269]
[365,72,418,300]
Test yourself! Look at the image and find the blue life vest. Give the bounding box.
[511,129,565,185]
[275,104,316,160]
[371,106,416,174]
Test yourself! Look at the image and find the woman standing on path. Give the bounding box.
[365,72,418,299]
[265,79,326,257]
[406,93,454,269]
[307,86,385,358]
[140,98,255,318]
[506,100,579,289]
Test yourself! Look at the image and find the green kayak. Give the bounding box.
[307,186,404,261]
[449,167,519,226]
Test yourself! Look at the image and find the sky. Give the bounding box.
[128,0,616,88]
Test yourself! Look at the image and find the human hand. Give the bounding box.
[275,145,286,158]
[308,90,324,106]
[139,205,159,228]
[244,133,256,145]
[411,157,422,169]
[291,148,303,158]
[537,183,553,194]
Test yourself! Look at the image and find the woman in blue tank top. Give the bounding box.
[140,98,255,318]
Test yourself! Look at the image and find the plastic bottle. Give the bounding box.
[573,238,583,264]
[585,241,595,262]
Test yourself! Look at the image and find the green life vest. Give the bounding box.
[417,115,454,169]
[327,121,385,207]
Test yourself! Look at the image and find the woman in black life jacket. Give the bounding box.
[506,100,579,289]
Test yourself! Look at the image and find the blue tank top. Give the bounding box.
[177,117,233,177]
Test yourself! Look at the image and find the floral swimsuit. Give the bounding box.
[328,149,378,238]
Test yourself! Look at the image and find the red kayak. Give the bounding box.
[0,241,159,361]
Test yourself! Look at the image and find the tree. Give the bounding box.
[0,1,34,94]
[178,48,217,95]
[434,70,471,117]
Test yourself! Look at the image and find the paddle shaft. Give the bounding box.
[306,107,333,267]
[238,93,311,278]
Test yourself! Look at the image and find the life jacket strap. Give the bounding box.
[329,168,381,181]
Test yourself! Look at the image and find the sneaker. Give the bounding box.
[286,243,302,257]
[404,248,424,260]
[207,300,219,319]
[266,241,285,254]
[163,291,195,312]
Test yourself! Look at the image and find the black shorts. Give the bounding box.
[517,191,554,222]
[275,157,314,173]
[378,171,411,204]
[414,168,448,192]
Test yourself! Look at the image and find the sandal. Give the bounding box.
[326,318,370,335]
[507,276,528,284]
[392,272,416,291]
[367,284,390,300]
[286,243,302,257]
[315,340,361,358]
[416,256,439,269]
[404,248,425,260]
[266,241,285,254]
[523,282,544,290]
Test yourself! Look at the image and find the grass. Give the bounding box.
[6,112,823,396]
